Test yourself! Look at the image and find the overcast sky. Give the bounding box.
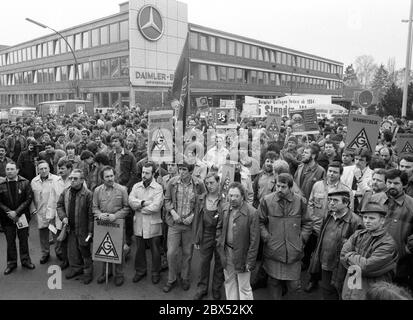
[0,0,410,69]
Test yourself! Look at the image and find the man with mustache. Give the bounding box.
[382,169,413,291]
[359,169,388,211]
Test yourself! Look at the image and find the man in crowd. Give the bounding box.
[340,201,398,300]
[317,140,341,172]
[281,136,301,176]
[258,173,312,299]
[128,161,164,285]
[94,135,108,154]
[93,166,129,286]
[77,129,91,155]
[61,143,81,169]
[17,138,38,182]
[39,141,66,174]
[399,154,413,197]
[359,169,388,211]
[216,182,259,300]
[203,134,229,169]
[294,144,325,201]
[305,161,352,292]
[163,162,206,293]
[6,125,26,162]
[0,144,12,177]
[57,169,94,285]
[308,190,362,299]
[0,162,35,275]
[30,160,63,264]
[382,169,413,290]
[109,134,138,260]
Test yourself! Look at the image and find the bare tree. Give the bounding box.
[354,55,378,88]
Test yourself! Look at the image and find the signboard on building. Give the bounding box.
[241,103,259,118]
[245,95,332,117]
[148,110,174,162]
[129,0,188,87]
[345,114,381,152]
[92,219,124,264]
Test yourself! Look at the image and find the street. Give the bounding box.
[0,219,321,300]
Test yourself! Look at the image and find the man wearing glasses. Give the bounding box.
[309,190,362,299]
[57,169,94,285]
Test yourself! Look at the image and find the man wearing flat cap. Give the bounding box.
[309,189,363,299]
[340,202,398,300]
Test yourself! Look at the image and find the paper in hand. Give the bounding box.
[16,215,29,229]
[48,224,58,235]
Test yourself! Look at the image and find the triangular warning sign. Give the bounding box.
[95,232,119,261]
[151,128,170,152]
[347,128,372,151]
[401,141,413,154]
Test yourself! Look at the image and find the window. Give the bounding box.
[43,68,50,82]
[37,69,43,83]
[17,50,22,63]
[270,51,276,63]
[49,68,55,82]
[100,26,109,45]
[92,61,100,79]
[22,48,27,62]
[281,74,287,86]
[199,34,208,51]
[257,48,263,61]
[250,70,257,84]
[83,62,90,79]
[286,54,292,66]
[236,69,243,83]
[190,32,198,50]
[228,41,235,56]
[120,20,129,41]
[236,42,243,57]
[91,28,100,47]
[251,46,257,60]
[263,72,269,85]
[82,32,90,49]
[67,35,74,51]
[111,92,119,108]
[218,66,227,81]
[102,92,109,107]
[110,58,120,78]
[228,67,235,82]
[219,39,227,55]
[208,65,217,81]
[270,73,276,86]
[257,71,264,84]
[54,40,60,55]
[209,36,216,53]
[36,44,42,59]
[110,23,119,43]
[68,65,75,80]
[309,59,314,70]
[264,49,270,62]
[60,38,67,54]
[276,51,281,64]
[101,59,110,78]
[120,56,129,76]
[74,34,82,51]
[42,43,48,57]
[77,64,83,80]
[244,44,250,59]
[199,64,208,80]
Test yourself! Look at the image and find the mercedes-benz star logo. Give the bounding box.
[137,5,164,42]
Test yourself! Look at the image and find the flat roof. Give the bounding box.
[38,100,91,104]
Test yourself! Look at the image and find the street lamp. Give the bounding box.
[401,0,413,117]
[26,17,80,98]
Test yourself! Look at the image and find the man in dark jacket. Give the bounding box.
[6,125,27,162]
[57,169,94,285]
[17,138,38,182]
[340,201,398,300]
[216,182,259,300]
[108,134,138,258]
[309,190,363,299]
[0,162,35,274]
[257,173,312,300]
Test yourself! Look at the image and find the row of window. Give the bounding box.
[0,21,129,67]
[192,63,343,90]
[0,91,130,108]
[0,56,129,86]
[190,31,343,75]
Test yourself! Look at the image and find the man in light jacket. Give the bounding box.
[129,161,164,285]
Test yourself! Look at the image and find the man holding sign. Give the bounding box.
[93,166,130,286]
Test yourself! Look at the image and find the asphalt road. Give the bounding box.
[0,219,322,300]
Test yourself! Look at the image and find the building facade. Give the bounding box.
[0,0,343,112]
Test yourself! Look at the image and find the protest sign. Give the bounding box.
[241,103,258,118]
[221,164,235,199]
[290,109,319,135]
[265,112,282,130]
[395,133,413,155]
[216,107,237,128]
[148,110,174,163]
[220,99,236,108]
[93,219,124,264]
[345,114,381,152]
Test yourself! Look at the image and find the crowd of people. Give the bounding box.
[0,107,413,301]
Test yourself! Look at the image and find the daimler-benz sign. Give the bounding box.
[137,5,164,41]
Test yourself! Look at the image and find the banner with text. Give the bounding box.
[290,109,319,135]
[93,219,124,265]
[396,133,413,155]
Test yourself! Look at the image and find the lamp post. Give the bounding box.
[401,0,413,117]
[26,18,80,98]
